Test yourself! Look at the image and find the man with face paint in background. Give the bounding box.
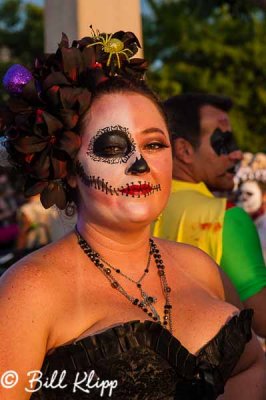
[153,93,266,338]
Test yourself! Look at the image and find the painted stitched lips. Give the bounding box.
[76,162,161,197]
[119,183,160,196]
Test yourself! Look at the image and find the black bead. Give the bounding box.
[163,321,168,326]
[133,298,139,305]
[153,317,158,321]
[148,312,153,317]
[143,308,148,312]
[116,269,120,273]
[137,283,141,288]
[111,281,118,289]
[144,269,149,273]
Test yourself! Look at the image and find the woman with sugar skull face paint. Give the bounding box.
[238,180,266,263]
[0,29,265,400]
[75,90,171,231]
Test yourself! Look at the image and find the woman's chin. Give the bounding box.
[119,203,161,226]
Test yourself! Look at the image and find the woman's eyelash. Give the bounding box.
[144,142,170,150]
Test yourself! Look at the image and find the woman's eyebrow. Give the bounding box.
[141,127,166,136]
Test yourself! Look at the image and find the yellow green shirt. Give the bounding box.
[153,180,225,264]
[153,180,266,301]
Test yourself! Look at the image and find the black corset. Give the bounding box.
[30,309,253,400]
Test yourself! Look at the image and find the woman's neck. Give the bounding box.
[76,220,152,278]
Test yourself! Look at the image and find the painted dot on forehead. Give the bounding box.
[86,125,136,164]
[218,115,231,130]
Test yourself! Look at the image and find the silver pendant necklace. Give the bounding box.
[75,226,173,332]
[98,247,158,308]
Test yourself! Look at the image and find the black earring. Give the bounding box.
[126,155,150,175]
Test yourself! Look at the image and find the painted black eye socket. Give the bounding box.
[210,128,239,156]
[93,131,133,158]
[87,125,136,164]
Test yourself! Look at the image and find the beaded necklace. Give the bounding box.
[75,227,173,333]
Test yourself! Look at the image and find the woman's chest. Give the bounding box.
[48,271,235,356]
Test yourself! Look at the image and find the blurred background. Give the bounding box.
[1,0,266,151]
[0,0,265,269]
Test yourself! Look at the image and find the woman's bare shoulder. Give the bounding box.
[153,237,225,300]
[0,233,77,307]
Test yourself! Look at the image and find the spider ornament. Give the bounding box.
[88,34,133,69]
[87,29,141,72]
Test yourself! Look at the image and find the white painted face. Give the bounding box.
[238,181,262,214]
[76,92,172,228]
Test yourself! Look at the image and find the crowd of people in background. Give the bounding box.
[0,167,76,272]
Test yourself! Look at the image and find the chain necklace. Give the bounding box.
[75,226,173,333]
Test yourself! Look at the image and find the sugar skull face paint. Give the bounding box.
[210,128,239,156]
[76,160,160,197]
[81,123,155,197]
[76,92,172,226]
[238,181,262,214]
[126,155,150,175]
[87,125,136,164]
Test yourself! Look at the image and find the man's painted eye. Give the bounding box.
[219,144,229,155]
[210,128,239,156]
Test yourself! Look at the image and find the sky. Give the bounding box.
[25,0,43,4]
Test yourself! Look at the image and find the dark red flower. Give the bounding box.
[2,29,148,208]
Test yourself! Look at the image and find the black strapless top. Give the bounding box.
[30,309,253,400]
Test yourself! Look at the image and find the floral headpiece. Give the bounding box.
[0,29,148,209]
[234,152,266,186]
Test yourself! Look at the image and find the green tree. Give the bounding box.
[142,0,266,152]
[0,0,44,104]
